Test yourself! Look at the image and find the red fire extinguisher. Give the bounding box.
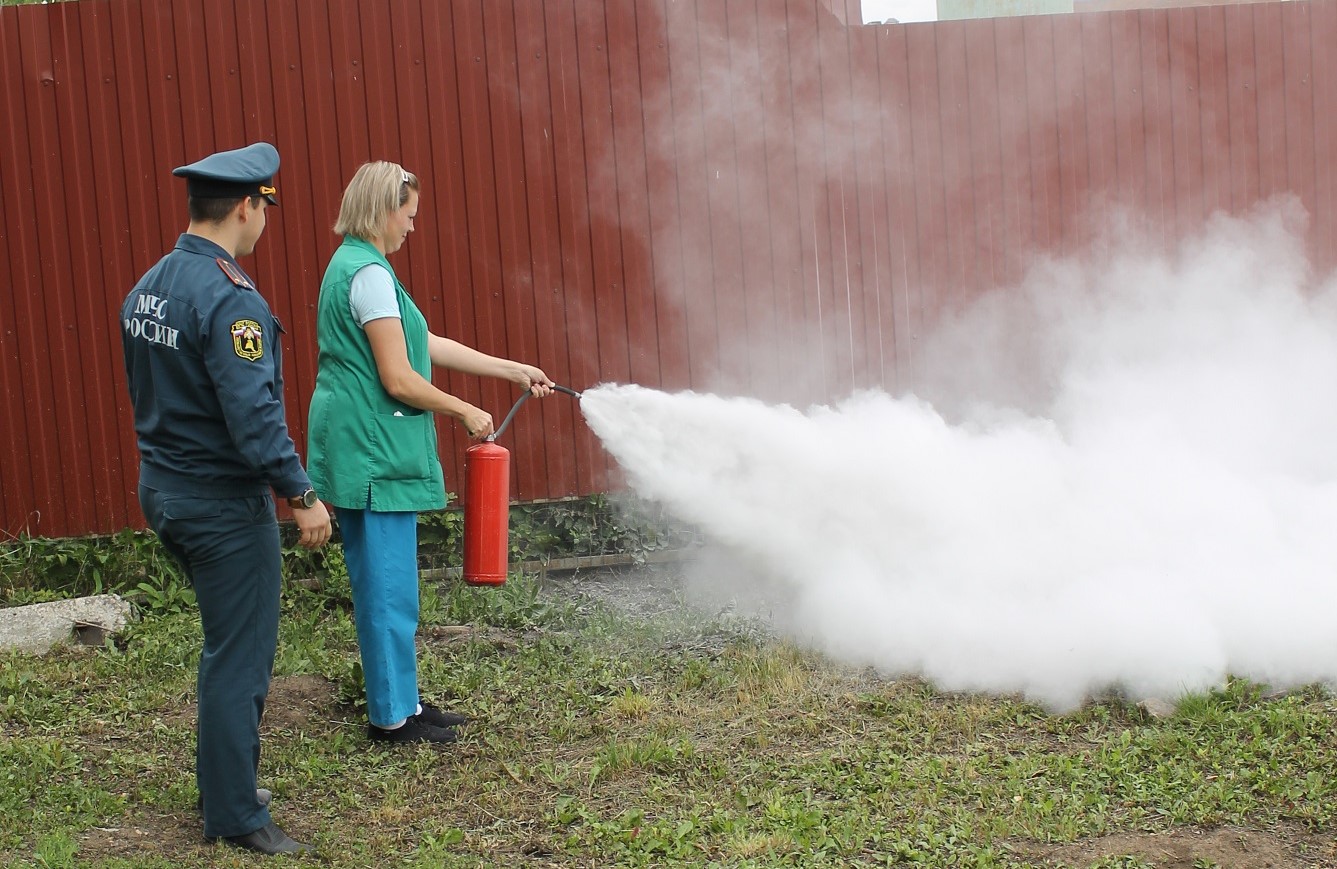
[462,384,581,586]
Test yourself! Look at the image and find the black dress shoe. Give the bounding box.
[197,788,272,813]
[417,702,469,728]
[368,716,457,744]
[217,820,312,855]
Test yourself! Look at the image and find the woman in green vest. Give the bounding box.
[307,161,553,744]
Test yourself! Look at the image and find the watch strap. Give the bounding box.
[287,489,317,509]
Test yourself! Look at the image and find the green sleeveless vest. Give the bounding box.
[306,236,446,512]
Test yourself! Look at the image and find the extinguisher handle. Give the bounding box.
[486,383,582,442]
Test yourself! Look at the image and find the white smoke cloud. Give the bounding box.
[577,198,1337,710]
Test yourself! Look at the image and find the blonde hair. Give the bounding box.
[332,161,420,241]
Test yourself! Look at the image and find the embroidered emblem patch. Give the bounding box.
[231,319,264,361]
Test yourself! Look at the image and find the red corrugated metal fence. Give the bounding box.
[1,0,1332,537]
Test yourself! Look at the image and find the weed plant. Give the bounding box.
[1,495,696,613]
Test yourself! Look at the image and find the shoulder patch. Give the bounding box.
[231,319,264,361]
[216,257,256,289]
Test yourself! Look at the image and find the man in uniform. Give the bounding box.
[120,142,332,856]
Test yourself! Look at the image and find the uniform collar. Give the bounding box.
[175,233,233,260]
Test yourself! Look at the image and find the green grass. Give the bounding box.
[1,572,1334,868]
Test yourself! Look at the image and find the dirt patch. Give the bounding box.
[542,560,697,620]
[262,673,337,733]
[78,811,210,861]
[1015,823,1337,868]
[160,673,338,733]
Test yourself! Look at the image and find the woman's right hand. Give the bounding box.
[461,405,494,440]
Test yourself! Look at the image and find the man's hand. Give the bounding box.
[293,500,333,549]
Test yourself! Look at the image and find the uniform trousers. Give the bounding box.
[335,508,421,727]
[139,486,279,839]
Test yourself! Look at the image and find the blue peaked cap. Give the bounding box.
[173,142,280,205]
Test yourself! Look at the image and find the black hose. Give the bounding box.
[487,384,582,442]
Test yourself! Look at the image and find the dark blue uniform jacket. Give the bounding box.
[121,234,311,499]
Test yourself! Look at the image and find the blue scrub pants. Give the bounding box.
[335,508,421,727]
[139,486,278,839]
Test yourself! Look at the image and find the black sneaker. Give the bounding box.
[417,702,469,728]
[213,820,312,855]
[367,717,457,744]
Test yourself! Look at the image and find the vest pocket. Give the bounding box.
[368,410,432,481]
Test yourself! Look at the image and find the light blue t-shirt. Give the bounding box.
[349,264,400,327]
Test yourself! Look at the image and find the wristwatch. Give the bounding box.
[287,489,319,510]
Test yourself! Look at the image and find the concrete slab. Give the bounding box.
[0,594,134,654]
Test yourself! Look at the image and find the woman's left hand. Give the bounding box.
[514,363,555,397]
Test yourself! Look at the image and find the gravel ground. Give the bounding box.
[537,553,787,653]
[540,559,697,620]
